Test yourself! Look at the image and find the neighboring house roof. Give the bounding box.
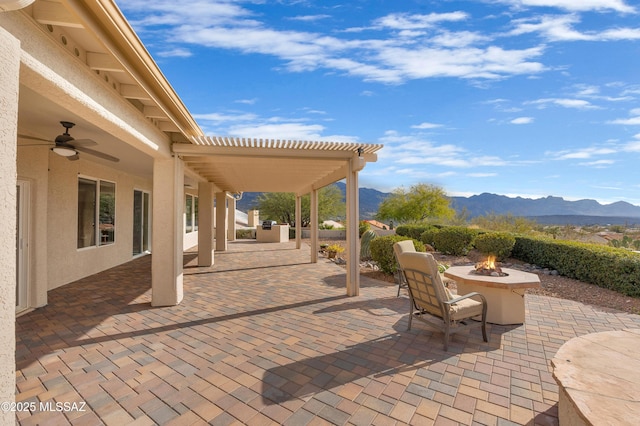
[365,220,389,230]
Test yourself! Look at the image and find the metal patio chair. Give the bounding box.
[398,251,488,351]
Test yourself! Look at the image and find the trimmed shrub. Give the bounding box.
[474,232,516,260]
[512,236,640,297]
[431,226,477,256]
[360,229,377,260]
[420,228,440,247]
[370,235,425,274]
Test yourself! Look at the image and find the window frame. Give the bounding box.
[77,176,116,249]
[185,193,198,233]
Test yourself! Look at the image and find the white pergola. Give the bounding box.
[173,136,382,296]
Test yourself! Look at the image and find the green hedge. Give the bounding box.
[396,224,442,240]
[474,232,516,260]
[431,226,478,256]
[370,235,425,274]
[512,236,640,297]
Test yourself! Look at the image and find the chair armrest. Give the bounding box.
[444,292,487,306]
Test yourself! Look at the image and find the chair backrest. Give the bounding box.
[398,252,451,317]
[393,240,416,266]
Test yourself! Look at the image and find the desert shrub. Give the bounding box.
[431,226,478,256]
[360,229,377,260]
[513,236,640,297]
[474,232,516,260]
[370,235,425,274]
[359,220,371,237]
[236,228,255,239]
[396,224,442,240]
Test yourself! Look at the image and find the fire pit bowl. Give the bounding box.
[473,256,509,277]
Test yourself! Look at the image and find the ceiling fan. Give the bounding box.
[18,121,119,162]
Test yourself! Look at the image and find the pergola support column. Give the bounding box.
[215,192,227,251]
[152,156,184,306]
[310,189,318,263]
[346,157,363,296]
[197,182,214,266]
[295,196,302,249]
[227,197,236,241]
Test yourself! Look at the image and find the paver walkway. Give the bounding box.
[15,241,640,425]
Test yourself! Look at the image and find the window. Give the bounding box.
[185,194,198,233]
[78,177,116,249]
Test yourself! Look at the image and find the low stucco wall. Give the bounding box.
[301,229,346,239]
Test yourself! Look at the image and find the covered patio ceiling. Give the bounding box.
[173,136,383,195]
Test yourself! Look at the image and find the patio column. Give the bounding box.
[310,189,318,263]
[197,182,214,266]
[152,156,184,306]
[0,25,20,419]
[227,197,236,241]
[215,192,227,251]
[346,156,364,296]
[295,195,302,249]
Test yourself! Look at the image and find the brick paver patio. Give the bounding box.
[15,241,640,425]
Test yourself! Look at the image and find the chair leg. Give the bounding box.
[444,327,450,351]
[407,308,413,330]
[481,320,488,343]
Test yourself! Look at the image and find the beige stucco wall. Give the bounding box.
[0,23,19,421]
[46,153,152,290]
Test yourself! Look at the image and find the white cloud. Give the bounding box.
[468,172,498,177]
[372,12,469,30]
[156,48,192,57]
[287,15,331,22]
[526,98,600,109]
[235,98,258,105]
[411,122,444,129]
[498,0,636,13]
[548,146,617,160]
[118,2,548,84]
[578,159,615,167]
[509,14,640,42]
[609,115,640,125]
[227,122,326,139]
[193,112,258,122]
[378,132,506,169]
[623,141,640,151]
[511,117,534,124]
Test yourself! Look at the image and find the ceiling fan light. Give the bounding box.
[52,146,77,157]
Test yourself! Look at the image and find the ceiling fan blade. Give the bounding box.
[75,146,120,162]
[70,138,97,147]
[18,134,52,143]
[67,154,80,161]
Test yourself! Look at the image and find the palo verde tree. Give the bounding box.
[376,183,454,223]
[257,184,345,227]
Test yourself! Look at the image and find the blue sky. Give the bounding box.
[115,0,640,206]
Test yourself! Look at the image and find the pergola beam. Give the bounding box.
[173,143,378,162]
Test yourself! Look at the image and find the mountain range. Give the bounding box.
[236,183,640,225]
